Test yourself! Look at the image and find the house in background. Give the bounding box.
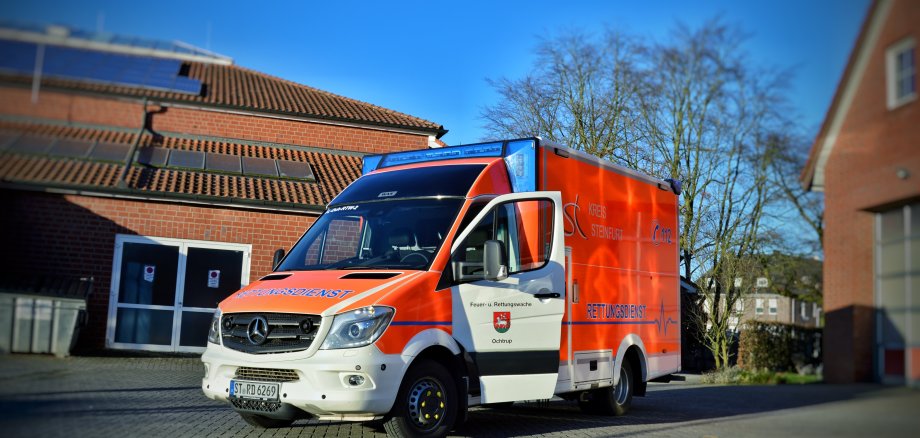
[735,255,823,330]
[802,0,919,386]
[701,255,823,333]
[0,23,445,353]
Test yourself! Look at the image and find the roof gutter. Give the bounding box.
[0,180,326,215]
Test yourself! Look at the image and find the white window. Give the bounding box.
[756,277,769,288]
[734,277,743,288]
[735,300,744,313]
[887,37,916,109]
[755,298,764,315]
[801,302,807,319]
[768,298,778,315]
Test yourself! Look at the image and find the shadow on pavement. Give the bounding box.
[452,384,887,437]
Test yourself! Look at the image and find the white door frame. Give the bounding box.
[449,192,566,403]
[106,234,251,353]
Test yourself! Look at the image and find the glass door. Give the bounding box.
[178,247,245,349]
[112,241,180,347]
[107,235,251,352]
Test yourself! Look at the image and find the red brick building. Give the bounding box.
[0,24,445,353]
[802,0,919,385]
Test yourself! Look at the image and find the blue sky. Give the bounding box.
[1,0,869,145]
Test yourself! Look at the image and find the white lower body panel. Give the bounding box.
[479,373,557,403]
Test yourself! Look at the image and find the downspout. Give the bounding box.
[117,97,149,189]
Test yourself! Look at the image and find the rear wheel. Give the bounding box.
[578,359,634,416]
[384,359,457,437]
[239,413,294,428]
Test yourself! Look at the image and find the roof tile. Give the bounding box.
[0,61,443,133]
[0,121,362,210]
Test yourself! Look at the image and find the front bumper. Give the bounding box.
[201,343,409,419]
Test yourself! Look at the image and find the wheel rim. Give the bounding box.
[615,367,629,405]
[406,377,447,431]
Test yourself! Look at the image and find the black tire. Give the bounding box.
[578,359,634,416]
[384,359,457,438]
[239,413,294,428]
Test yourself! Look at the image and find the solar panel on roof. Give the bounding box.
[135,146,169,167]
[277,160,315,181]
[48,139,94,158]
[205,153,241,174]
[242,157,279,177]
[88,142,131,162]
[167,150,205,169]
[0,40,203,95]
[8,135,55,154]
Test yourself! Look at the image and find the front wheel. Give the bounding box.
[384,359,457,438]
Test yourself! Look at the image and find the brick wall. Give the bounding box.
[0,86,431,154]
[0,87,144,129]
[0,190,316,350]
[821,0,920,383]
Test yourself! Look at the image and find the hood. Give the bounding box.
[219,270,423,316]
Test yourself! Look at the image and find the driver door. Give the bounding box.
[448,192,565,403]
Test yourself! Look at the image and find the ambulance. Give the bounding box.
[201,138,682,437]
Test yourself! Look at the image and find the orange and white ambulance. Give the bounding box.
[201,138,681,436]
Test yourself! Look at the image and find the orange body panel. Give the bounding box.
[540,147,680,363]
[372,272,453,354]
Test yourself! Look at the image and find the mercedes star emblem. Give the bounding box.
[246,316,270,346]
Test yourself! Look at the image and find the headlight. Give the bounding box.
[208,308,222,345]
[321,306,394,350]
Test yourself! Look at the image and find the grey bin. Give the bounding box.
[0,277,92,358]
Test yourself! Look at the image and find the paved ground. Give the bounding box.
[0,354,918,437]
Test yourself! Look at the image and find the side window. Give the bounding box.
[451,199,553,283]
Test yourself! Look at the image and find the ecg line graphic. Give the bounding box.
[654,300,679,335]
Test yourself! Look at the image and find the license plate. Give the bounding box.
[229,380,280,401]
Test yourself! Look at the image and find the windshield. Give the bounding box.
[278,199,464,271]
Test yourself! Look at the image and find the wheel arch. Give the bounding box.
[614,334,648,396]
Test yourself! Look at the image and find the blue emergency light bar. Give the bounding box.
[361,138,538,193]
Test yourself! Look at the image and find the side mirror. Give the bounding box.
[483,240,508,281]
[272,248,286,270]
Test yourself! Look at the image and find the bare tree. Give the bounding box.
[482,18,794,369]
[768,132,825,252]
[482,30,647,168]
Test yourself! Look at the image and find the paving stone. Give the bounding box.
[0,355,917,437]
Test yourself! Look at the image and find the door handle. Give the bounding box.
[534,292,560,299]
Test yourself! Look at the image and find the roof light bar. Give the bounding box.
[361,138,538,193]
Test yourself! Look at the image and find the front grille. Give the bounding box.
[231,398,282,413]
[236,367,299,383]
[221,312,320,354]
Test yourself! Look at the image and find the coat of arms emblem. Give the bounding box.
[493,312,511,333]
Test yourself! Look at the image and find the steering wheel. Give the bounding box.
[400,251,430,265]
